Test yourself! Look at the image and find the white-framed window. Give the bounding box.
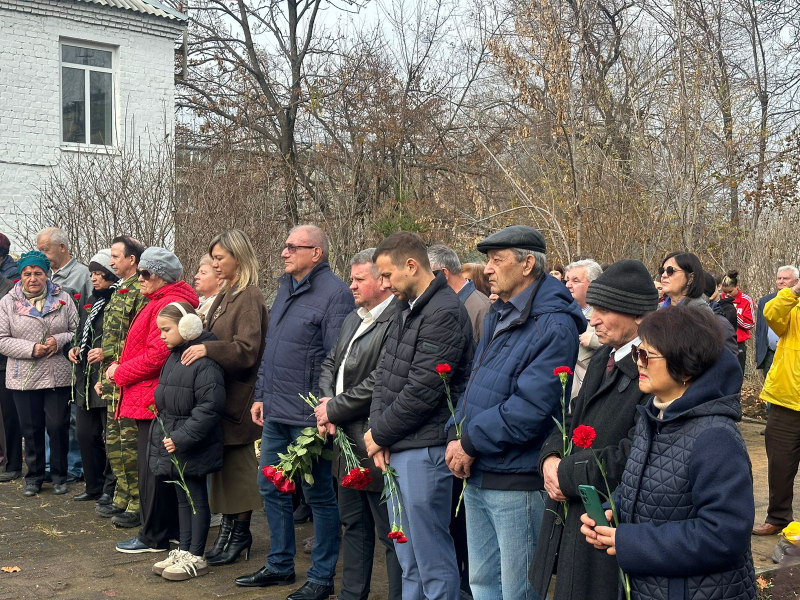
[60,41,115,146]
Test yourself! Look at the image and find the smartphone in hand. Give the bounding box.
[579,484,610,527]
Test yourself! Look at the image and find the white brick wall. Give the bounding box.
[0,0,184,249]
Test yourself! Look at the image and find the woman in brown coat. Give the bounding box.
[180,230,268,565]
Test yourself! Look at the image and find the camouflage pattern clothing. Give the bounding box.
[100,275,148,513]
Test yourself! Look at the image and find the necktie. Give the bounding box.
[605,352,616,380]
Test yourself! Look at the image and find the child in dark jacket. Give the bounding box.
[149,302,226,581]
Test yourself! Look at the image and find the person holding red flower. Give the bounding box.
[444,226,585,600]
[530,259,659,600]
[315,248,401,600]
[580,306,756,600]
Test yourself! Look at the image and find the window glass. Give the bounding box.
[62,67,85,144]
[89,71,113,144]
[62,44,112,68]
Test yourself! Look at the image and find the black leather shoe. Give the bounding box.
[96,493,113,506]
[64,475,81,484]
[74,491,102,502]
[23,484,40,497]
[0,470,21,482]
[53,483,68,495]
[96,504,124,518]
[235,567,296,587]
[286,581,334,600]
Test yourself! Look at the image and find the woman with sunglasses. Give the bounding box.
[580,306,756,600]
[659,252,707,309]
[106,247,199,553]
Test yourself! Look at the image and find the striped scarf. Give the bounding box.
[78,280,120,356]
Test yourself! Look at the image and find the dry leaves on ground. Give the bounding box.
[1,566,21,573]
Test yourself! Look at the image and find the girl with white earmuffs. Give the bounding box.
[148,301,226,581]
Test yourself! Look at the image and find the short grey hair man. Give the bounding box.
[290,224,330,261]
[428,245,462,275]
[350,247,379,278]
[777,265,800,282]
[565,259,602,284]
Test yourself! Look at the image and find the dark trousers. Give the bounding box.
[0,381,22,472]
[338,484,402,600]
[13,388,70,485]
[737,342,747,373]
[175,474,210,556]
[76,403,114,496]
[136,419,178,549]
[450,477,471,594]
[765,404,800,526]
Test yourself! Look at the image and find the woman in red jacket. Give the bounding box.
[721,270,755,373]
[106,247,199,553]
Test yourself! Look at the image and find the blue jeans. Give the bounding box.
[257,421,340,586]
[465,486,546,600]
[387,446,459,600]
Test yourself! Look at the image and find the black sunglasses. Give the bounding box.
[631,344,666,368]
[137,269,153,280]
[659,266,684,277]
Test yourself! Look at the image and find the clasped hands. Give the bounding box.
[32,336,58,359]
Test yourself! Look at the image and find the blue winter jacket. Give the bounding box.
[447,273,585,485]
[615,349,755,600]
[256,262,355,426]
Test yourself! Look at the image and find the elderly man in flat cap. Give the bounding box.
[445,225,585,600]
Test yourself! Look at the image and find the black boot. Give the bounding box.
[207,518,252,566]
[205,514,234,561]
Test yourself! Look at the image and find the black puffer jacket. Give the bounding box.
[369,273,473,452]
[148,332,226,478]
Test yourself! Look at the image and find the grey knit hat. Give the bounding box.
[139,247,183,283]
[88,249,114,278]
[585,259,659,316]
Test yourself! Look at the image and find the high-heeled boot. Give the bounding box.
[205,514,234,561]
[207,518,252,566]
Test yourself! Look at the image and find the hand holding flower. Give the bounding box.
[373,448,390,471]
[163,438,176,454]
[86,348,104,364]
[445,440,474,479]
[314,397,331,426]
[364,429,382,457]
[106,362,118,383]
[32,344,48,359]
[44,336,58,358]
[542,455,566,502]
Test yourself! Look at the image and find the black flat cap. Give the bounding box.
[477,225,546,254]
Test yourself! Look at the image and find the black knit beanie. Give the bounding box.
[585,259,659,316]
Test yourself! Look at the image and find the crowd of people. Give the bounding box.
[0,223,795,600]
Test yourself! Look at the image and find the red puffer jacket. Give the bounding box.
[115,281,199,420]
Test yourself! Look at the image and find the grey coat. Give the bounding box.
[319,298,398,494]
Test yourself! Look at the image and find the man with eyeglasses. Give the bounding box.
[564,259,603,398]
[95,236,148,528]
[531,259,658,600]
[241,225,354,600]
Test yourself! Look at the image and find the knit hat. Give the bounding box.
[585,259,659,316]
[477,225,546,254]
[18,250,50,274]
[89,249,116,280]
[139,247,183,283]
[0,233,10,256]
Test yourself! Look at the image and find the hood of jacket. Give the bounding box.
[144,279,197,304]
[649,347,743,423]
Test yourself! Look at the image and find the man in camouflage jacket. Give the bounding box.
[95,237,148,528]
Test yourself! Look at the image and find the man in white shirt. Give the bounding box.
[315,249,401,600]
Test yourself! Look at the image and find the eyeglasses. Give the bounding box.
[283,243,316,254]
[659,266,684,277]
[137,269,153,280]
[631,344,666,368]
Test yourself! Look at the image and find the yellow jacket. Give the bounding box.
[760,287,800,411]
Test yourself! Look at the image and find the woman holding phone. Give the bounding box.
[580,306,756,600]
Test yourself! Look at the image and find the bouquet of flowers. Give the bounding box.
[262,425,332,493]
[381,466,407,543]
[302,393,372,490]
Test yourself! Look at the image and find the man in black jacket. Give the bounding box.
[315,248,401,600]
[366,232,473,600]
[529,259,659,600]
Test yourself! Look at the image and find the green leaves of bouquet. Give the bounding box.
[279,427,333,487]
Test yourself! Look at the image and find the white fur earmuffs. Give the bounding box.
[170,302,203,341]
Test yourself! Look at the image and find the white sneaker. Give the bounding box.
[161,552,209,581]
[153,549,184,576]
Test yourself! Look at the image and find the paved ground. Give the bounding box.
[0,421,797,599]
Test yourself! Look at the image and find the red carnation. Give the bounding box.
[13,279,19,283]
[73,293,81,299]
[342,467,372,490]
[83,304,93,310]
[388,530,403,540]
[572,424,597,449]
[118,289,129,294]
[553,366,573,377]
[396,536,408,544]
[59,300,67,305]
[436,364,452,375]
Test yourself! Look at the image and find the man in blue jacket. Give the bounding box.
[445,225,585,600]
[242,225,354,600]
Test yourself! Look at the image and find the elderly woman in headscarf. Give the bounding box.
[68,249,118,502]
[0,250,77,497]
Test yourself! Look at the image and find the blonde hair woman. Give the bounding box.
[180,229,268,566]
[194,255,224,323]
